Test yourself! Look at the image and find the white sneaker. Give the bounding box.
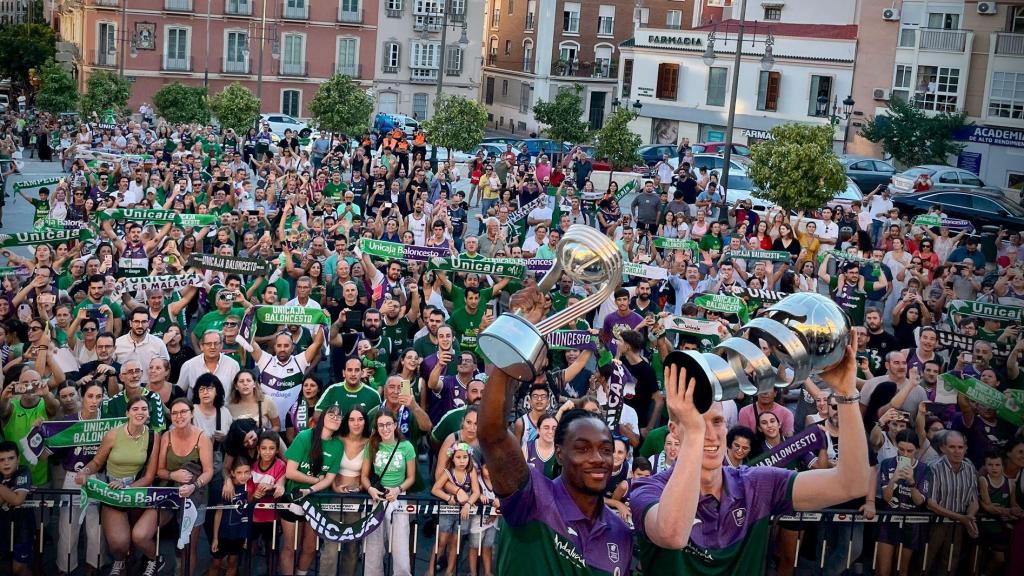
[108,560,126,576]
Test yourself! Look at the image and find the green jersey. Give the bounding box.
[101,389,167,432]
[449,305,486,353]
[316,382,381,414]
[284,428,344,492]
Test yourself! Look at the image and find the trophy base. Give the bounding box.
[478,314,547,382]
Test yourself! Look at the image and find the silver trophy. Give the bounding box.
[666,292,851,413]
[478,224,623,381]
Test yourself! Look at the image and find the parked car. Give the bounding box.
[888,164,986,195]
[472,142,506,160]
[892,188,1024,230]
[480,136,524,148]
[839,155,896,193]
[638,144,678,167]
[519,138,564,162]
[259,113,311,138]
[672,153,753,176]
[690,142,752,156]
[373,113,419,137]
[736,177,862,213]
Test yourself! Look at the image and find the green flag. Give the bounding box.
[940,373,1023,426]
[694,293,751,323]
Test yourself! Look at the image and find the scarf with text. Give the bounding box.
[19,417,127,465]
[79,477,197,549]
[187,253,273,276]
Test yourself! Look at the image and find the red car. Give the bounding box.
[691,142,752,156]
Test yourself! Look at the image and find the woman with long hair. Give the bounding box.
[74,397,161,576]
[361,409,417,576]
[751,220,773,250]
[280,403,344,575]
[227,369,280,432]
[318,407,371,576]
[772,222,802,259]
[522,413,558,479]
[286,375,323,443]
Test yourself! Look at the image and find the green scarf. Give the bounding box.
[427,256,526,279]
[0,228,93,248]
[693,293,751,323]
[940,373,1023,426]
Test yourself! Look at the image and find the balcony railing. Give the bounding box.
[221,58,251,74]
[449,11,465,24]
[410,68,438,83]
[550,59,617,79]
[282,3,309,19]
[522,58,533,73]
[165,0,192,11]
[445,65,462,77]
[162,56,193,72]
[225,0,252,15]
[386,7,402,17]
[918,28,968,52]
[335,63,362,78]
[338,8,363,23]
[280,61,308,76]
[382,63,399,73]
[94,0,119,7]
[413,16,442,32]
[995,32,1024,56]
[91,49,117,67]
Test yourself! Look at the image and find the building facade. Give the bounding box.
[52,0,378,116]
[1,0,29,24]
[618,0,858,149]
[479,0,695,135]
[371,0,485,120]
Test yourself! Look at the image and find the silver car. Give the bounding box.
[889,164,985,195]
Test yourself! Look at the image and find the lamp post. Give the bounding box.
[242,0,278,107]
[699,0,774,213]
[816,94,855,153]
[428,0,470,172]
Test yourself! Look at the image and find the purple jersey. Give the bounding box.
[877,456,930,511]
[426,374,469,424]
[602,310,644,355]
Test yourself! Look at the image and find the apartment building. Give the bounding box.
[371,0,485,120]
[480,0,695,134]
[52,0,378,116]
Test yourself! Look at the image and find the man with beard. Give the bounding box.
[414,308,461,359]
[316,357,381,417]
[100,359,167,431]
[430,378,485,445]
[73,332,121,395]
[380,284,420,359]
[448,287,495,358]
[902,326,945,375]
[114,309,169,384]
[860,351,927,417]
[427,350,480,426]
[439,271,508,311]
[863,307,898,372]
[631,279,660,317]
[421,325,459,379]
[1,369,60,486]
[329,307,392,361]
[134,287,195,338]
[361,252,405,309]
[250,330,325,422]
[72,275,122,335]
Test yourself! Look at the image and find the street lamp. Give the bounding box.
[428,0,471,171]
[816,94,855,152]
[632,99,643,113]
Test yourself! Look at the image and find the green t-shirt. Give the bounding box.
[316,382,381,414]
[430,406,466,443]
[72,298,124,332]
[323,182,348,198]
[381,318,414,358]
[365,440,416,488]
[246,277,292,304]
[101,389,167,432]
[2,399,50,485]
[29,198,49,222]
[192,307,244,339]
[442,285,495,312]
[449,305,486,353]
[284,428,344,492]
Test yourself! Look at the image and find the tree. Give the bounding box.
[532,84,591,146]
[421,95,487,157]
[748,123,847,213]
[208,82,261,135]
[860,97,968,168]
[79,70,131,118]
[0,23,56,89]
[594,108,642,170]
[34,60,78,114]
[153,82,210,124]
[308,74,374,136]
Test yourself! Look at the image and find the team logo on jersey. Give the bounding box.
[607,542,620,563]
[731,507,746,527]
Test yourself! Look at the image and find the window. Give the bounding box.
[707,67,726,106]
[383,42,400,72]
[284,0,307,19]
[492,6,500,27]
[336,37,358,77]
[634,7,649,26]
[411,41,440,68]
[656,63,679,100]
[559,42,579,70]
[598,5,615,35]
[526,0,535,29]
[450,0,465,21]
[927,12,960,30]
[502,79,508,96]
[1012,6,1024,33]
[808,75,833,116]
[226,0,251,15]
[485,76,495,104]
[666,10,682,29]
[622,58,633,97]
[282,90,300,117]
[757,70,781,111]
[594,45,612,78]
[522,39,533,72]
[959,172,984,187]
[988,72,1024,119]
[340,0,361,22]
[488,37,498,65]
[563,2,580,33]
[282,33,305,75]
[225,30,248,73]
[445,44,463,75]
[914,66,960,112]
[899,4,921,47]
[505,40,511,55]
[385,0,403,16]
[166,0,191,10]
[892,64,912,101]
[97,22,116,66]
[164,27,190,71]
[520,83,532,113]
[413,93,428,119]
[764,6,781,21]
[506,0,512,15]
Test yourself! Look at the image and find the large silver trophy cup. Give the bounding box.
[668,292,851,413]
[478,225,623,381]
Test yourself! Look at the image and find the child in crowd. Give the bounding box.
[247,431,287,549]
[430,442,480,576]
[213,457,254,576]
[469,462,498,576]
[0,441,33,576]
[979,450,1015,576]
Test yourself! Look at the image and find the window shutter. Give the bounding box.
[757,70,769,110]
[657,63,679,100]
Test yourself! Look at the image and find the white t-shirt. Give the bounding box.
[408,213,428,245]
[868,196,894,221]
[526,205,553,238]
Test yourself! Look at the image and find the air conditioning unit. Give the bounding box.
[882,7,900,21]
[977,2,997,15]
[873,88,891,101]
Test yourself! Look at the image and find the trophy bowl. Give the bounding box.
[763,292,851,374]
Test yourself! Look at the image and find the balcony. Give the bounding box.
[162,56,193,72]
[486,53,497,66]
[282,3,308,19]
[917,28,969,52]
[335,63,362,78]
[91,49,117,67]
[94,0,119,7]
[225,0,252,16]
[165,0,192,11]
[413,16,442,32]
[995,32,1024,56]
[410,68,438,84]
[449,11,465,24]
[221,58,251,74]
[338,8,363,23]
[382,63,399,73]
[280,61,308,76]
[445,65,462,77]
[550,59,617,79]
[386,7,402,17]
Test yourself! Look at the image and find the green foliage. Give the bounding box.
[309,75,374,135]
[859,97,968,168]
[532,84,591,145]
[421,95,488,156]
[153,82,210,124]
[34,59,78,114]
[748,123,847,213]
[0,23,56,88]
[595,108,642,170]
[79,70,131,118]
[208,82,261,135]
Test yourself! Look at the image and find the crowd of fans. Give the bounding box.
[0,108,1022,576]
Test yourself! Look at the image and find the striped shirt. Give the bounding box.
[927,456,978,514]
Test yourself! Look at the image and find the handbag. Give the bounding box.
[367,443,399,493]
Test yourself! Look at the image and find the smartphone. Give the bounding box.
[38,293,56,305]
[166,255,177,265]
[897,456,912,472]
[400,379,413,397]
[103,254,112,268]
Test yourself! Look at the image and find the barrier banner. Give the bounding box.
[19,417,127,465]
[659,316,725,352]
[947,300,1024,323]
[546,330,598,352]
[749,426,828,468]
[111,274,204,298]
[934,329,1013,359]
[299,497,387,543]
[358,238,453,261]
[0,228,93,248]
[940,373,1024,426]
[79,477,197,548]
[694,293,751,323]
[186,253,273,276]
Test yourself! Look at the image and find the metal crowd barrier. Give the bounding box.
[2,490,1007,575]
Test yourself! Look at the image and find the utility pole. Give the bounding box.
[118,0,128,78]
[257,0,267,104]
[719,0,747,208]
